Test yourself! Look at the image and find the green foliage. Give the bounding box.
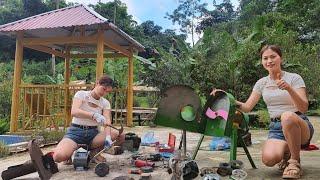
[0,118,9,135]
[38,130,65,144]
[197,0,236,33]
[0,62,13,120]
[166,0,208,45]
[140,39,195,91]
[22,60,57,84]
[31,75,56,84]
[69,58,96,83]
[256,110,270,128]
[90,0,136,35]
[0,141,10,158]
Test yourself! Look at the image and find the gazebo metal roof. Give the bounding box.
[0,4,144,53]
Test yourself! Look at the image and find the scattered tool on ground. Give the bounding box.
[140,166,153,173]
[128,168,142,174]
[95,162,110,177]
[73,145,90,171]
[134,159,155,168]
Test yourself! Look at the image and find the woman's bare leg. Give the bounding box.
[281,112,310,161]
[262,139,288,166]
[53,138,78,163]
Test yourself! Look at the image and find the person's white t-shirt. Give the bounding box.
[253,71,305,118]
[71,90,111,126]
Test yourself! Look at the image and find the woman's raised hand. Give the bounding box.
[275,73,291,91]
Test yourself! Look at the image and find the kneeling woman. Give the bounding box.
[53,75,125,163]
[211,45,313,179]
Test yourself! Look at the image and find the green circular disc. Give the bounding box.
[181,105,196,121]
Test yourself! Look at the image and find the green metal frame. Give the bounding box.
[154,86,256,168]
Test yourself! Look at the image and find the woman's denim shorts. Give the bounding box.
[268,112,314,148]
[64,124,99,147]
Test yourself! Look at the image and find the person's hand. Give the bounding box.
[210,88,222,96]
[92,112,106,125]
[104,135,113,148]
[275,73,291,91]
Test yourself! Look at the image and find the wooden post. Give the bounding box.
[64,47,71,128]
[96,28,104,80]
[10,31,24,132]
[126,48,134,126]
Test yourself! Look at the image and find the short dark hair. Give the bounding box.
[98,75,114,87]
[260,45,282,58]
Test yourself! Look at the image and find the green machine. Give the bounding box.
[154,85,256,168]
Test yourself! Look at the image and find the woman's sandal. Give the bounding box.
[282,159,302,179]
[278,151,291,171]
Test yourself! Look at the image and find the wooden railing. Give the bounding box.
[17,84,159,131]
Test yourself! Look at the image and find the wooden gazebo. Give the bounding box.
[0,4,144,132]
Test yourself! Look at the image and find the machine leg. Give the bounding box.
[183,130,187,158]
[192,134,204,160]
[178,130,183,150]
[230,125,238,161]
[238,134,257,169]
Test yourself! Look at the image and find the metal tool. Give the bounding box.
[73,147,90,171]
[90,139,118,162]
[95,162,109,177]
[105,123,124,135]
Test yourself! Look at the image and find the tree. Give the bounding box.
[166,0,207,46]
[90,0,136,35]
[196,0,236,33]
[140,21,162,37]
[22,0,49,17]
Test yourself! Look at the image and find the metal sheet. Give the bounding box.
[202,90,236,136]
[154,85,205,133]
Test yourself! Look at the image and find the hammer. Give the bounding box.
[90,124,123,162]
[105,124,124,135]
[90,139,118,162]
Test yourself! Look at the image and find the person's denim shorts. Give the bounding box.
[268,112,314,148]
[64,123,99,147]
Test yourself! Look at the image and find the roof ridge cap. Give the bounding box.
[82,4,109,23]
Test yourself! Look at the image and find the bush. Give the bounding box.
[0,141,10,158]
[0,77,12,120]
[38,130,65,144]
[31,75,56,84]
[0,118,9,135]
[256,110,270,128]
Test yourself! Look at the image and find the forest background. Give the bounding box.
[0,0,319,133]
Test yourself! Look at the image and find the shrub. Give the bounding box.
[0,141,10,158]
[0,118,9,135]
[0,78,12,120]
[256,110,270,128]
[38,130,65,144]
